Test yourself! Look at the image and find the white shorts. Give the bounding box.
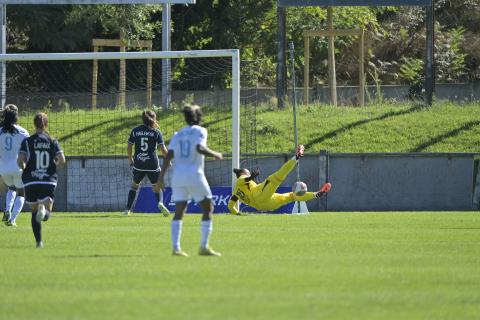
[0,173,23,188]
[171,184,213,203]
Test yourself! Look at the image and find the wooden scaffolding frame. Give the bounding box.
[303,28,365,106]
[92,36,153,109]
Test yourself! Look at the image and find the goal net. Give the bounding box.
[0,50,257,212]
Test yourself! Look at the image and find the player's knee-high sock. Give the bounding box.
[126,188,137,210]
[270,159,297,184]
[200,219,213,249]
[5,189,16,213]
[294,192,316,202]
[154,192,160,203]
[171,220,183,251]
[10,196,25,222]
[31,211,42,243]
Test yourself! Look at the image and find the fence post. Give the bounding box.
[318,149,329,211]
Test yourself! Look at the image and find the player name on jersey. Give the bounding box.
[34,141,51,149]
[132,130,156,137]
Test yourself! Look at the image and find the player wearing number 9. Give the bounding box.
[17,112,66,248]
[0,104,29,226]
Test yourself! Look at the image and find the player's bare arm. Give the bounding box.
[196,144,223,160]
[127,143,134,166]
[54,152,66,167]
[17,152,26,170]
[158,144,168,158]
[156,149,174,191]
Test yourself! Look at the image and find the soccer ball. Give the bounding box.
[292,181,307,196]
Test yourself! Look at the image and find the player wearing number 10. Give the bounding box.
[17,113,66,248]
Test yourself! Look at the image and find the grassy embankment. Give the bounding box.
[17,102,480,156]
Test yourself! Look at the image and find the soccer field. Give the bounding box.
[1,212,479,320]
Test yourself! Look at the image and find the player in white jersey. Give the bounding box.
[157,105,223,257]
[0,104,29,226]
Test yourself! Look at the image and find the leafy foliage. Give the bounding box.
[5,1,479,88]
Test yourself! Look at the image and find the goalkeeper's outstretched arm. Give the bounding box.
[228,195,239,215]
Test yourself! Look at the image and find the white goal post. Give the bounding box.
[0,49,241,192]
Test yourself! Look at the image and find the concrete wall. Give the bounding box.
[328,153,475,211]
[52,152,478,212]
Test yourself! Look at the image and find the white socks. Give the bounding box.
[171,219,214,251]
[5,189,16,213]
[171,220,183,251]
[200,220,213,249]
[10,196,25,223]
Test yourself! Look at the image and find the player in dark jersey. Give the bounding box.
[17,112,65,248]
[125,110,169,216]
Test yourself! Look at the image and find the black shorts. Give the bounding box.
[132,169,160,185]
[25,184,56,205]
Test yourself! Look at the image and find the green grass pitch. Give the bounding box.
[1,212,479,319]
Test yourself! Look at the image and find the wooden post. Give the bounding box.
[92,45,98,110]
[92,37,152,109]
[327,7,337,106]
[359,30,365,107]
[303,28,365,107]
[147,44,152,108]
[119,32,126,108]
[304,35,310,105]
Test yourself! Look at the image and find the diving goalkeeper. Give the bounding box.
[227,145,331,214]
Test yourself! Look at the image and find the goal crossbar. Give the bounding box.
[0,49,238,62]
[0,49,241,192]
[0,0,195,4]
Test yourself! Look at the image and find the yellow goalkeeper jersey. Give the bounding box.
[232,175,257,206]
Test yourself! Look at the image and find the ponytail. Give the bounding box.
[142,110,158,129]
[34,112,50,136]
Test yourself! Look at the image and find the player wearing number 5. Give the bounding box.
[17,113,65,248]
[0,104,29,226]
[125,110,170,216]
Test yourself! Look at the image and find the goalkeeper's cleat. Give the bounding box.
[158,202,171,217]
[6,220,17,227]
[36,241,44,249]
[198,246,222,257]
[295,144,305,159]
[316,182,332,197]
[123,209,131,216]
[172,249,189,257]
[36,205,46,223]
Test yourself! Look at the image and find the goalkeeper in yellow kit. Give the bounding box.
[228,145,331,214]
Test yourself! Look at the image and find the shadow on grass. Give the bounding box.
[55,215,148,219]
[58,118,122,144]
[52,254,147,259]
[410,120,480,152]
[304,104,425,149]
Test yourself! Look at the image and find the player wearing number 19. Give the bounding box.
[17,113,65,248]
[157,105,223,257]
[125,110,170,216]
